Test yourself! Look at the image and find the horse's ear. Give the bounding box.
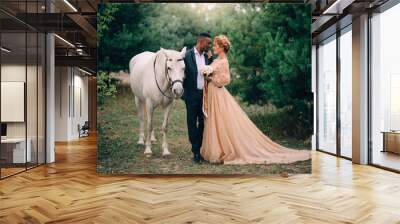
[181,47,187,58]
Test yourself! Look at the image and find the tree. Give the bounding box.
[97,3,313,138]
[98,3,160,72]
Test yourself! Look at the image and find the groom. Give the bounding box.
[182,32,213,163]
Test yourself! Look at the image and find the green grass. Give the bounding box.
[97,85,311,175]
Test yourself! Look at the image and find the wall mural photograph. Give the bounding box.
[97,3,312,175]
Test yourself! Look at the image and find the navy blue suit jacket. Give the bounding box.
[182,47,212,102]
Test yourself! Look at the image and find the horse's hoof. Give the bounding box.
[162,154,170,159]
[137,138,145,145]
[145,153,152,158]
[150,139,157,143]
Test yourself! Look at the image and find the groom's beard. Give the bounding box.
[200,46,208,54]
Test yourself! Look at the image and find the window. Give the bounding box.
[370,3,400,171]
[339,26,352,158]
[317,35,337,154]
[0,2,46,179]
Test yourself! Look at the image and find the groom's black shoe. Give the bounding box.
[193,153,203,163]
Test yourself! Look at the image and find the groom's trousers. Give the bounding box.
[184,90,204,156]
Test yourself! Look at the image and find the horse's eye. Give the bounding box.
[168,67,171,70]
[168,59,172,61]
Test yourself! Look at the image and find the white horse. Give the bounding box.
[129,47,186,158]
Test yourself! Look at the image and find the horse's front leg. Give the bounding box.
[151,130,157,143]
[161,102,173,158]
[144,100,154,157]
[135,96,145,145]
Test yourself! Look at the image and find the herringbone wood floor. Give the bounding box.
[1,135,400,224]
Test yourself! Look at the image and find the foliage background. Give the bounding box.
[98,3,312,140]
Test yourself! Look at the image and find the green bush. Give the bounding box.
[248,106,313,141]
[97,71,118,106]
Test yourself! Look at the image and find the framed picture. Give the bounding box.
[97,3,312,175]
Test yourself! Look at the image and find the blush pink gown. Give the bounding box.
[200,58,311,164]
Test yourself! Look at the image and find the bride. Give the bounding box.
[200,35,311,165]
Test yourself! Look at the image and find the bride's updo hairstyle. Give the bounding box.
[214,35,231,53]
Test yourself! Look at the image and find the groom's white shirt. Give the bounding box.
[194,47,206,90]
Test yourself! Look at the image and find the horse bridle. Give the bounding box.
[154,51,184,99]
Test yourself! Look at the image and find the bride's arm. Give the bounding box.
[211,60,231,87]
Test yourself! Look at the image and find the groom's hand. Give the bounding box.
[207,50,212,60]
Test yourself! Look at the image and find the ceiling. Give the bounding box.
[310,0,390,42]
[0,0,98,73]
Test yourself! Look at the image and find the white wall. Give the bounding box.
[1,65,26,142]
[55,66,89,141]
[1,64,40,138]
[1,63,46,164]
[55,66,69,141]
[1,65,26,138]
[72,72,89,138]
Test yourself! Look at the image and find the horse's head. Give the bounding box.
[160,47,186,99]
